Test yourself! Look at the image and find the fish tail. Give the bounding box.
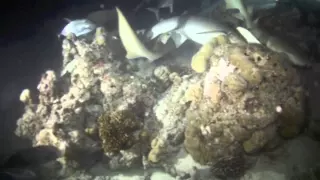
[146,8,160,21]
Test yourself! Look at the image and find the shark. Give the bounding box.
[147,16,233,47]
[243,2,314,67]
[146,15,261,48]
[116,5,262,63]
[225,0,313,67]
[115,7,164,62]
[201,0,275,28]
[199,0,278,26]
[144,0,277,48]
[248,24,312,67]
[203,0,312,67]
[135,0,175,21]
[116,0,311,67]
[224,0,253,28]
[115,1,273,63]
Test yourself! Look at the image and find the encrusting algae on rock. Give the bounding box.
[184,83,203,103]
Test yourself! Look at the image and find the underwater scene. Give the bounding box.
[2,0,320,179]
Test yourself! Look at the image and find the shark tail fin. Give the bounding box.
[146,7,160,21]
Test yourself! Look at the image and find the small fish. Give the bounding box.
[59,19,96,37]
[116,7,163,62]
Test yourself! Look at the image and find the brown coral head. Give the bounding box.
[98,109,141,153]
[210,155,248,179]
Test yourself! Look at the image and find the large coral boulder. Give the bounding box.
[183,42,305,176]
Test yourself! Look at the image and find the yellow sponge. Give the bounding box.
[191,35,229,73]
[191,43,214,73]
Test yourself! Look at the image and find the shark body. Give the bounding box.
[117,1,302,64]
[252,26,312,67]
[115,6,261,63]
[115,0,312,67]
[146,15,262,48]
[147,16,231,47]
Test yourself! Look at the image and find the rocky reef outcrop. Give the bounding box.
[12,22,319,180]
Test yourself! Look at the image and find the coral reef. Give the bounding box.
[37,70,57,105]
[14,27,160,179]
[13,20,314,180]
